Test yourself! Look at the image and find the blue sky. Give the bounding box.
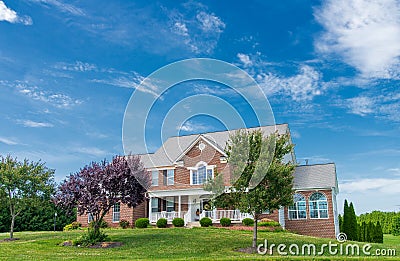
[1,0,399,214]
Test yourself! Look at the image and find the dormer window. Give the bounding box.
[189,162,214,185]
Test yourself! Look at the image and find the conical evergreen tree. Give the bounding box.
[343,200,350,238]
[339,214,343,232]
[376,221,383,243]
[348,202,358,241]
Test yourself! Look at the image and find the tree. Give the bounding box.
[376,221,383,243]
[206,130,295,249]
[392,216,400,236]
[342,200,350,237]
[348,202,358,241]
[0,155,55,239]
[54,155,150,240]
[338,214,343,232]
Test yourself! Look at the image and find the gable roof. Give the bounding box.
[139,123,289,169]
[293,163,338,191]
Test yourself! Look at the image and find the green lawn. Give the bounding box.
[0,228,398,260]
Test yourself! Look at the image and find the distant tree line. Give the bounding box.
[358,210,400,234]
[339,199,400,243]
[0,155,75,235]
[0,197,75,233]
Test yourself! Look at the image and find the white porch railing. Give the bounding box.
[199,210,252,221]
[150,211,187,223]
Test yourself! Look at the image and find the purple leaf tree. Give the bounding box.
[54,155,150,236]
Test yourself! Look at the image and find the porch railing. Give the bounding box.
[200,210,253,221]
[150,211,187,223]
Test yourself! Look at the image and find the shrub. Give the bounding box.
[156,218,168,228]
[119,219,130,229]
[172,218,185,227]
[258,220,281,227]
[135,218,149,228]
[220,217,231,227]
[242,218,254,226]
[89,219,108,229]
[71,222,81,229]
[200,217,213,227]
[73,228,109,247]
[63,222,82,231]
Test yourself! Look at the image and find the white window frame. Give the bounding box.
[189,162,214,185]
[167,169,174,185]
[112,203,120,223]
[151,170,159,186]
[166,196,175,212]
[288,193,307,220]
[151,198,159,213]
[88,212,94,224]
[309,192,329,219]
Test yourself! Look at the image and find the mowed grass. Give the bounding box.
[0,228,399,260]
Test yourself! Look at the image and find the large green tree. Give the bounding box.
[206,130,295,249]
[0,155,55,238]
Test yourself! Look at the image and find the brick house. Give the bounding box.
[77,124,339,238]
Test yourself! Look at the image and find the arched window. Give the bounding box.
[288,193,306,220]
[309,192,328,219]
[190,162,214,185]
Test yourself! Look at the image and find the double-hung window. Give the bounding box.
[166,197,175,212]
[112,203,120,223]
[151,170,159,186]
[151,198,159,213]
[167,169,174,185]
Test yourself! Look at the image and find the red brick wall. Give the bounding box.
[284,189,336,238]
[77,200,148,228]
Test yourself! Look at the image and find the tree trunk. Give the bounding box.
[252,214,258,249]
[10,214,15,239]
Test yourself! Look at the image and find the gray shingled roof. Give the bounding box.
[139,124,289,168]
[293,163,338,191]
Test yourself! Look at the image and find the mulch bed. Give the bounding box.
[0,238,20,242]
[88,242,123,248]
[61,241,123,248]
[218,226,276,231]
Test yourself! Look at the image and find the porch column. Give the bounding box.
[178,195,181,218]
[148,196,152,221]
[213,208,217,221]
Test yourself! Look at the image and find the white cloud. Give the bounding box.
[315,0,400,79]
[340,92,400,121]
[91,72,160,98]
[173,22,189,36]
[345,96,374,116]
[0,136,18,145]
[196,11,225,33]
[178,121,211,132]
[28,0,85,16]
[167,8,225,54]
[54,61,97,72]
[0,1,32,25]
[340,178,400,194]
[388,168,400,176]
[237,53,252,67]
[17,120,54,128]
[74,147,108,157]
[17,84,82,109]
[257,65,323,101]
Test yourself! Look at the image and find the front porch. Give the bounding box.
[148,190,253,225]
